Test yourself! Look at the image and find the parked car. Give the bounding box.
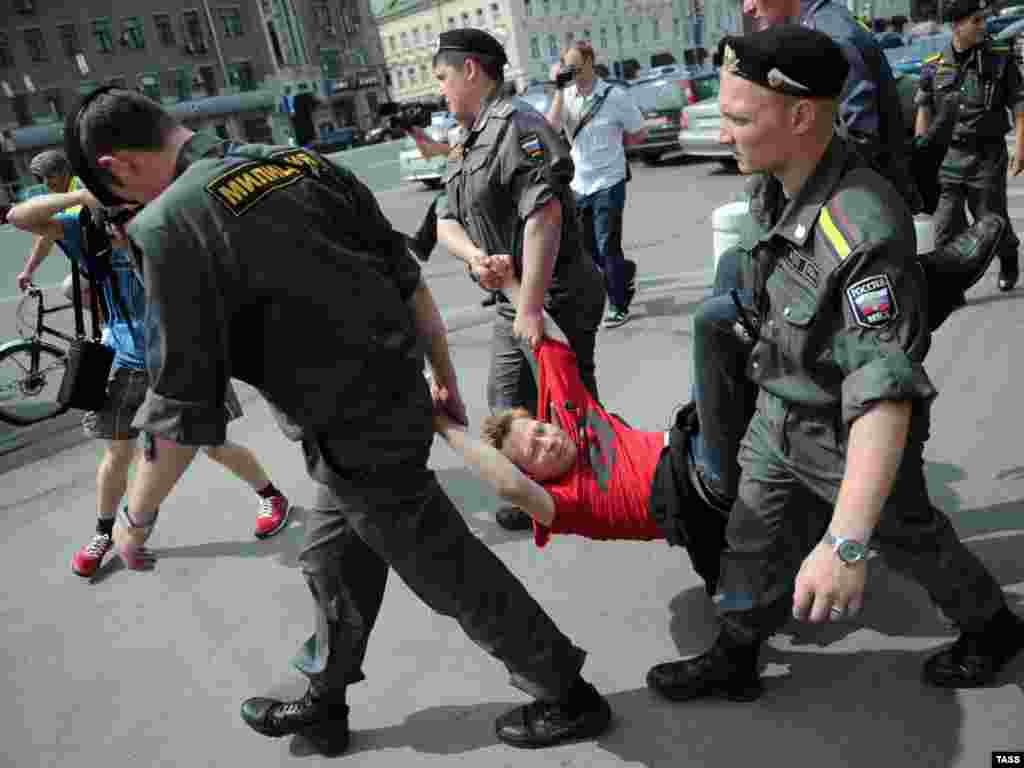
[399,111,458,189]
[628,72,718,164]
[307,126,360,155]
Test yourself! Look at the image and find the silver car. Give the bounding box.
[677,98,734,163]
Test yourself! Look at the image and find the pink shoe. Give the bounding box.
[71,533,113,577]
[255,495,290,539]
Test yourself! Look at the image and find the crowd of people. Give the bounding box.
[3,0,1024,757]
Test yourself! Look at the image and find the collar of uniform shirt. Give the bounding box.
[467,89,505,140]
[762,136,850,247]
[173,132,230,181]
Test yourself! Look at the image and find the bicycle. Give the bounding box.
[0,285,73,426]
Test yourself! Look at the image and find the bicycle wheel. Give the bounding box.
[0,340,69,426]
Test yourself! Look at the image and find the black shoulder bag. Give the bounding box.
[57,214,115,412]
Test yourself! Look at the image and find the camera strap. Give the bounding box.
[569,83,615,144]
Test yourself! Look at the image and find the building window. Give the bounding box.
[419,62,428,78]
[673,17,681,38]
[595,0,602,9]
[12,0,36,15]
[77,79,98,96]
[476,7,485,26]
[164,68,190,102]
[461,12,470,26]
[412,27,421,45]
[525,0,532,16]
[491,2,502,21]
[389,35,396,51]
[227,60,254,90]
[530,35,540,59]
[447,16,456,29]
[408,66,417,84]
[57,23,79,58]
[400,31,409,49]
[547,33,557,57]
[652,18,660,40]
[631,22,639,43]
[542,0,551,15]
[319,47,341,77]
[218,7,244,38]
[397,69,405,88]
[560,0,568,11]
[338,0,360,35]
[44,87,64,118]
[12,94,30,127]
[578,0,585,11]
[23,27,48,62]
[139,72,161,100]
[615,24,623,42]
[0,33,12,67]
[121,17,145,50]
[424,23,433,43]
[198,64,217,96]
[154,14,175,46]
[599,27,607,48]
[313,3,335,35]
[183,10,207,53]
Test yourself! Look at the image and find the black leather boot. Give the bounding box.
[495,677,612,748]
[647,633,762,702]
[240,687,350,756]
[923,606,1024,688]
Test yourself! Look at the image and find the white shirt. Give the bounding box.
[559,78,644,198]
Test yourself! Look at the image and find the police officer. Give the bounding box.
[65,87,613,754]
[647,26,1024,704]
[916,0,1024,292]
[434,29,606,531]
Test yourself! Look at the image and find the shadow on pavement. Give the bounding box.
[962,287,1024,309]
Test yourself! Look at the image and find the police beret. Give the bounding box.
[715,25,850,99]
[943,0,988,22]
[435,28,508,66]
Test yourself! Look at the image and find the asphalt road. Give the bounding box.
[1,156,1022,768]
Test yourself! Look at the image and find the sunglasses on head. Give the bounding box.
[64,85,133,207]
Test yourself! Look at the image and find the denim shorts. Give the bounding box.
[83,367,243,441]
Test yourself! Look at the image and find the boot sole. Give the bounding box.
[648,677,763,703]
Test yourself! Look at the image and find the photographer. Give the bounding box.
[546,42,646,328]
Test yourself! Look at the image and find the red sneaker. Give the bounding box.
[254,495,290,539]
[71,533,113,578]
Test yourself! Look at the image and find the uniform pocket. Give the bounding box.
[766,268,817,328]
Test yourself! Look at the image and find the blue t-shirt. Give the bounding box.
[55,211,146,371]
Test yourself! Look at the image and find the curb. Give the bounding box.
[0,270,712,475]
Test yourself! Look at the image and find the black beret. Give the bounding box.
[944,0,989,22]
[435,28,508,67]
[715,25,850,99]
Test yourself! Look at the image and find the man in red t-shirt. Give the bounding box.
[435,262,727,591]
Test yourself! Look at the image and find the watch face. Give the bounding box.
[838,540,867,563]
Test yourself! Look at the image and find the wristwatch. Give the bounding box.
[825,531,869,566]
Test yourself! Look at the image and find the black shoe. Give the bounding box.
[495,681,612,748]
[496,504,532,531]
[647,637,762,702]
[923,607,1024,688]
[481,292,498,308]
[999,272,1018,292]
[999,251,1019,292]
[405,234,432,263]
[240,688,351,756]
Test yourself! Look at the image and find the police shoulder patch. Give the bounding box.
[519,132,545,162]
[846,273,899,328]
[206,149,322,217]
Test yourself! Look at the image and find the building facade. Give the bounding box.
[374,0,745,103]
[0,0,388,198]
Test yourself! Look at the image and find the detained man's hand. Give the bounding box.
[430,373,468,427]
[792,538,866,623]
[513,308,545,349]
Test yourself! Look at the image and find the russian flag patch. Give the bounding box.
[520,133,544,161]
[846,273,899,328]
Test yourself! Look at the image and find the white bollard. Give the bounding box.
[711,200,760,273]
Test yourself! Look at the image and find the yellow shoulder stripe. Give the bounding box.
[818,207,851,260]
[924,53,942,63]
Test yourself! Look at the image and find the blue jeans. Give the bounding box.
[689,245,757,502]
[576,180,629,310]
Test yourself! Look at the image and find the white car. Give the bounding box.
[399,112,458,190]
[677,98,734,163]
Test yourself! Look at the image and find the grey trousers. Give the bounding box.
[292,437,587,700]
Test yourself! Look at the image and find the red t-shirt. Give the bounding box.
[533,339,666,547]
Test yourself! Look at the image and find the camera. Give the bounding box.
[556,65,578,89]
